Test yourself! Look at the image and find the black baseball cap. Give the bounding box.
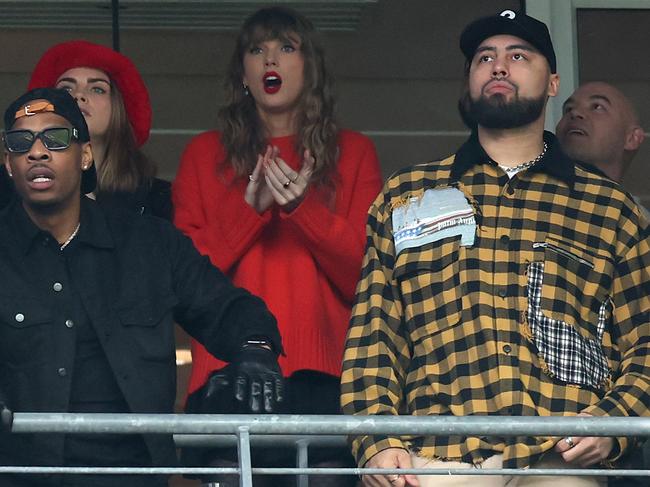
[460,9,557,74]
[4,87,96,194]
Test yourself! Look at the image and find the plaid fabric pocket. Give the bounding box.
[527,261,611,387]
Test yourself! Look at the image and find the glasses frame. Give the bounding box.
[3,126,79,153]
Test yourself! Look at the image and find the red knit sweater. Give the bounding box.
[173,130,382,394]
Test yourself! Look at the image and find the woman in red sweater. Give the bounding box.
[173,5,382,486]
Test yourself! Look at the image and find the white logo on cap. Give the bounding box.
[500,10,516,19]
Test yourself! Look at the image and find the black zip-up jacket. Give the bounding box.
[0,197,280,471]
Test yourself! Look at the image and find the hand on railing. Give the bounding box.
[232,346,284,413]
[363,447,420,487]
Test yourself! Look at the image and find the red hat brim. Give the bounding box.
[28,40,151,147]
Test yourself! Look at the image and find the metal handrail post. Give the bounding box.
[296,439,309,487]
[237,426,253,487]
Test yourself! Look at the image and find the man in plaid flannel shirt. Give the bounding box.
[341,10,650,487]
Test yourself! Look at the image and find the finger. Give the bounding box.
[559,437,586,463]
[554,436,575,453]
[263,145,274,163]
[263,379,275,412]
[273,156,300,184]
[395,452,419,486]
[205,373,231,397]
[235,375,247,402]
[251,156,264,182]
[299,149,316,178]
[275,377,284,404]
[266,158,294,192]
[264,172,290,205]
[249,379,262,413]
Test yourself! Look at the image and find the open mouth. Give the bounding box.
[263,71,282,94]
[27,166,55,190]
[567,128,588,136]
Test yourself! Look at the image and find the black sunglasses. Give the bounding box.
[3,127,79,153]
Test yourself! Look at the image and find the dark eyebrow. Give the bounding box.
[56,77,110,85]
[475,46,496,55]
[506,44,537,53]
[475,43,537,56]
[589,94,612,106]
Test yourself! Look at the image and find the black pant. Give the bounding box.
[183,370,357,487]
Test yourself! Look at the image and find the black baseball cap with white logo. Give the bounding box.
[460,9,557,73]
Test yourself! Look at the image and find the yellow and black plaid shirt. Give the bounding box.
[341,131,650,469]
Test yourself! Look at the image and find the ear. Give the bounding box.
[547,73,560,98]
[79,142,93,171]
[624,126,645,152]
[3,152,12,177]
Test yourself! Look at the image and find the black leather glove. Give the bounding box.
[0,390,12,432]
[231,346,284,413]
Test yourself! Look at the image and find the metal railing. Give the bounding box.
[3,413,650,487]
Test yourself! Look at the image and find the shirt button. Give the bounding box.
[53,282,63,292]
[506,186,515,196]
[65,319,75,328]
[498,288,507,298]
[499,235,510,246]
[503,344,512,354]
[57,367,67,377]
[15,313,25,323]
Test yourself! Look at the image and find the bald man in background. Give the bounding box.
[558,81,648,486]
[557,81,647,218]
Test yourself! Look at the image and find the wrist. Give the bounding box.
[241,336,276,354]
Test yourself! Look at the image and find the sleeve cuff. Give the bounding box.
[352,435,407,467]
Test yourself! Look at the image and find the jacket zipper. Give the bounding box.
[532,242,595,269]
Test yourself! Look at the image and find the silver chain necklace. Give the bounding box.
[499,142,548,175]
[60,223,80,251]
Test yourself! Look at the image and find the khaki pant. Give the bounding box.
[410,452,607,487]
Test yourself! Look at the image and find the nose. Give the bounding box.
[264,48,278,67]
[27,137,51,162]
[491,57,508,78]
[568,106,584,120]
[70,86,87,103]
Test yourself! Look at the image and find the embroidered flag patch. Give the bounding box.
[392,187,476,254]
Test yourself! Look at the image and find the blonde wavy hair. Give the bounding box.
[220,6,339,186]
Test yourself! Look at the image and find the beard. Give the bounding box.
[459,91,547,130]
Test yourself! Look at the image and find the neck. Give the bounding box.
[24,199,81,245]
[257,109,298,138]
[594,157,629,184]
[478,117,546,167]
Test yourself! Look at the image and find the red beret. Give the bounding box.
[28,40,151,147]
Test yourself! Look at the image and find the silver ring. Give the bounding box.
[283,180,291,188]
[564,436,575,448]
[248,174,256,183]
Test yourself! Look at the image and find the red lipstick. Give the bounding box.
[263,71,282,94]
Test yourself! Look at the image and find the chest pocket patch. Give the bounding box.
[392,187,476,254]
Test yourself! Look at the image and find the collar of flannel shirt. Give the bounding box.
[450,130,576,187]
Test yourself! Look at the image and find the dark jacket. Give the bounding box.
[0,197,280,469]
[0,174,173,221]
[0,166,14,211]
[96,177,173,221]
